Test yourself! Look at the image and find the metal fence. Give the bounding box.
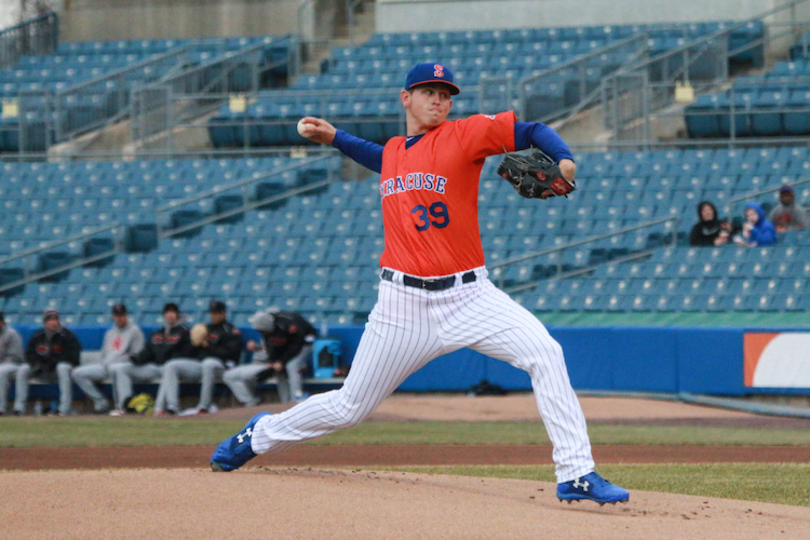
[53,47,189,144]
[598,0,810,144]
[0,11,58,69]
[492,33,652,122]
[130,37,300,150]
[135,85,408,155]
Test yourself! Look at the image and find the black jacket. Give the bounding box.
[25,327,82,376]
[196,321,243,363]
[261,312,317,364]
[134,324,195,366]
[689,201,727,246]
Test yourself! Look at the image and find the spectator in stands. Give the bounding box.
[733,202,777,247]
[71,304,145,414]
[110,302,194,416]
[193,300,243,414]
[223,308,317,404]
[18,309,82,416]
[769,184,808,232]
[0,312,25,416]
[689,201,732,247]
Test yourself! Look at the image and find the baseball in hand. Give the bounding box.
[297,119,316,138]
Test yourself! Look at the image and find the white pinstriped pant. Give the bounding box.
[251,267,595,482]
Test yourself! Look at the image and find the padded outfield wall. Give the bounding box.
[12,324,810,397]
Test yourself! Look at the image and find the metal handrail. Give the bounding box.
[514,33,651,120]
[52,46,190,143]
[598,0,810,143]
[487,215,680,291]
[154,152,340,239]
[0,249,121,296]
[0,154,340,293]
[0,223,121,267]
[130,37,298,145]
[0,11,58,69]
[503,249,656,294]
[54,46,189,96]
[160,178,335,240]
[155,153,335,215]
[489,215,680,271]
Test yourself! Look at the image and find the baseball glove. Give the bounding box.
[497,150,576,199]
[126,393,155,415]
[190,323,209,347]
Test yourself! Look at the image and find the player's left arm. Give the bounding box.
[514,122,576,181]
[63,330,82,367]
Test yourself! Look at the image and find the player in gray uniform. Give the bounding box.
[71,304,145,414]
[0,312,25,416]
[194,300,243,413]
[152,303,200,415]
[223,308,316,406]
[110,302,194,416]
[20,309,82,416]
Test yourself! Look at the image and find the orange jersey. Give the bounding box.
[378,111,517,277]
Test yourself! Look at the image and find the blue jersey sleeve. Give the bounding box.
[514,122,574,162]
[331,130,384,173]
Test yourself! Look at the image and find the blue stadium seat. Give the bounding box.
[784,90,810,135]
[717,93,753,137]
[750,91,786,136]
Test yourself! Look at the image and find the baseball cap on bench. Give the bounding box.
[405,62,460,95]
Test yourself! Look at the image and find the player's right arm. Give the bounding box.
[299,116,384,173]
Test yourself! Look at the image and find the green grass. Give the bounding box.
[3,418,808,507]
[538,311,810,327]
[372,463,810,507]
[2,419,810,448]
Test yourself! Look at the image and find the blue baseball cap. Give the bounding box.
[405,62,460,95]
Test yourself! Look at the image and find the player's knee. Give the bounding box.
[548,338,564,360]
[201,357,219,369]
[330,393,367,429]
[222,370,237,384]
[108,363,125,377]
[57,363,72,376]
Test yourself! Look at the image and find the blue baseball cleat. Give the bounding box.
[210,412,271,472]
[557,471,629,505]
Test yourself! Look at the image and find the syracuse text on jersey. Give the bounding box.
[379,172,448,199]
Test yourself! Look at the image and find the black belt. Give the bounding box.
[380,269,476,291]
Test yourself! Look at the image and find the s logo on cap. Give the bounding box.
[434,64,444,77]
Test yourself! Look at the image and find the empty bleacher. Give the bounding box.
[208,21,763,148]
[2,143,808,329]
[0,35,295,152]
[685,30,810,138]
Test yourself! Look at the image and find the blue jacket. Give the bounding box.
[744,202,777,246]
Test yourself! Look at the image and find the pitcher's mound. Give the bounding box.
[2,468,808,540]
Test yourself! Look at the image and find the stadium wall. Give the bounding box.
[59,0,340,41]
[12,324,810,397]
[375,0,807,33]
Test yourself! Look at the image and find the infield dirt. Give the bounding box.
[2,395,809,539]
